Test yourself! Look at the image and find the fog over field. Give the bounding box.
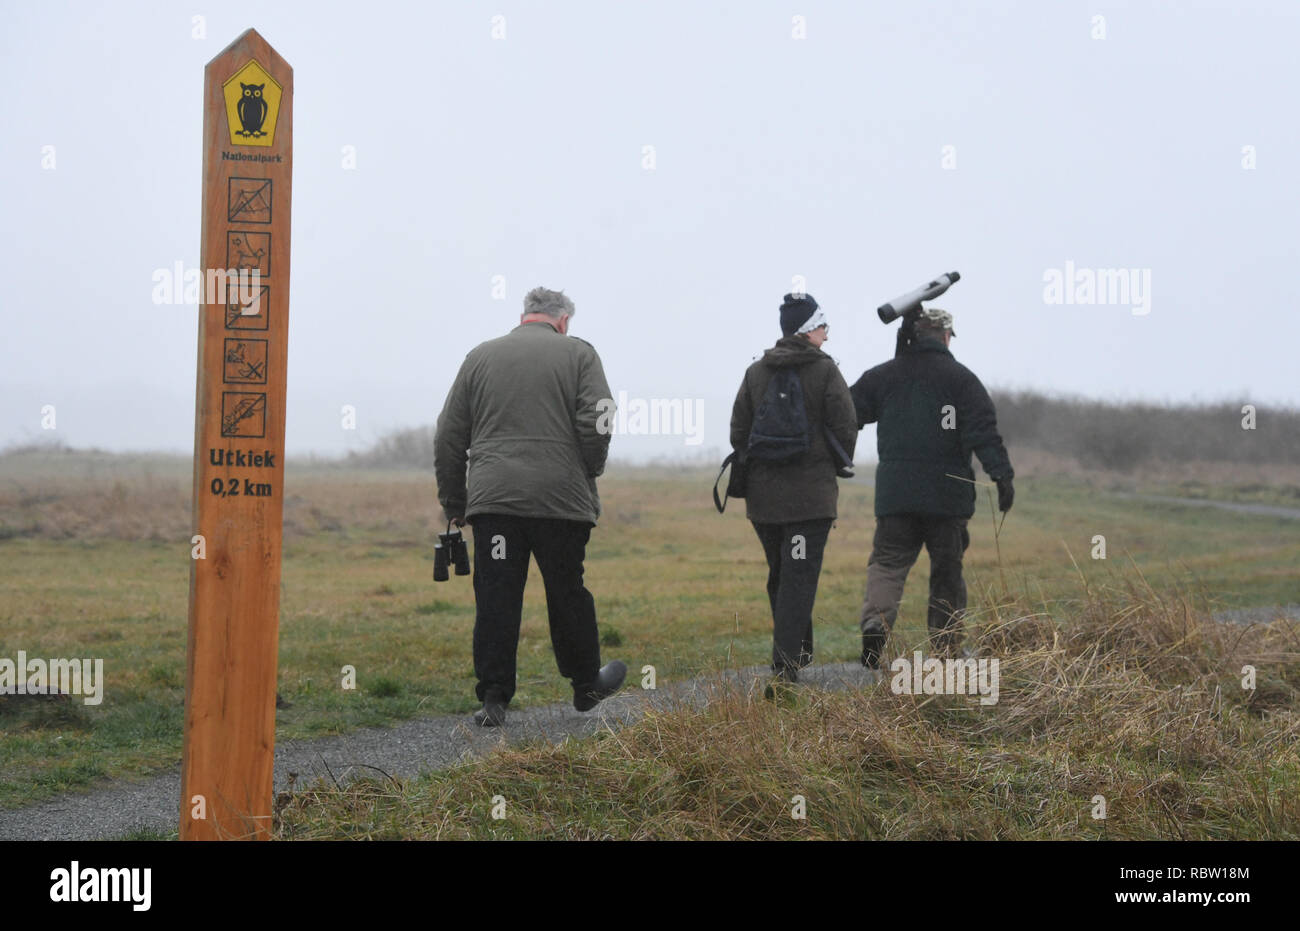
[2,1,1297,461]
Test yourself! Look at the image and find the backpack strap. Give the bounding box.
[713,451,737,513]
[825,426,855,478]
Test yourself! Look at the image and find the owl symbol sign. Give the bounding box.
[237,84,268,137]
[221,59,282,147]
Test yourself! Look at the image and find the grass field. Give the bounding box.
[1,446,1298,835]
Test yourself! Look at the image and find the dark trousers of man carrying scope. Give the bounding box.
[859,514,970,662]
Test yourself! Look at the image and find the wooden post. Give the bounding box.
[181,28,293,841]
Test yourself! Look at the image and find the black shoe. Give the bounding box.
[473,697,507,727]
[861,620,887,670]
[573,661,627,712]
[763,666,798,702]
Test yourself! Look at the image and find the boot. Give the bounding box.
[573,661,627,712]
[861,618,887,669]
[473,690,507,727]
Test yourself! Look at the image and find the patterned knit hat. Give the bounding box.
[780,293,822,336]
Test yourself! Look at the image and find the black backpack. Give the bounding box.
[746,367,810,461]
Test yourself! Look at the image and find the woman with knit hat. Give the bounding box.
[729,292,859,696]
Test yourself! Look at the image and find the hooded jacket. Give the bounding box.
[850,332,1012,518]
[730,336,858,524]
[435,321,612,524]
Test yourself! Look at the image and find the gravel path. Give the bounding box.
[0,661,878,841]
[1115,492,1300,521]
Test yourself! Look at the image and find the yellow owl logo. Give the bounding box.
[221,60,282,147]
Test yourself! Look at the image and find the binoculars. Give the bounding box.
[433,522,471,581]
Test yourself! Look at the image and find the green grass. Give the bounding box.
[1,461,1298,812]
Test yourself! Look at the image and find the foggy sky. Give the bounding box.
[2,0,1296,461]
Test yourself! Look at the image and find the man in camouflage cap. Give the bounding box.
[849,305,1013,666]
[918,306,955,335]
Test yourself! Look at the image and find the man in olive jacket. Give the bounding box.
[730,293,859,686]
[850,307,1014,667]
[434,287,626,727]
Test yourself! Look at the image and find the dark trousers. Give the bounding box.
[469,514,601,704]
[752,518,833,674]
[859,514,970,652]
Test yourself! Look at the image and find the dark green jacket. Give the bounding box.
[850,333,1012,518]
[434,321,612,524]
[730,337,858,524]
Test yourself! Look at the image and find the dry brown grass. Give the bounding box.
[275,578,1300,840]
[4,443,1297,546]
[0,456,436,543]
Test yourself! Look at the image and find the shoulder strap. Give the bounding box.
[713,451,737,513]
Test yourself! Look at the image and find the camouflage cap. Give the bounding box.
[918,306,955,336]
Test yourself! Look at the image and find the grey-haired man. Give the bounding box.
[434,287,627,726]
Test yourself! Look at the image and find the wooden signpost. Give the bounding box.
[181,28,293,841]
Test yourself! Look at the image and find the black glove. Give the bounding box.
[996,476,1014,513]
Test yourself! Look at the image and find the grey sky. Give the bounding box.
[2,0,1296,461]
